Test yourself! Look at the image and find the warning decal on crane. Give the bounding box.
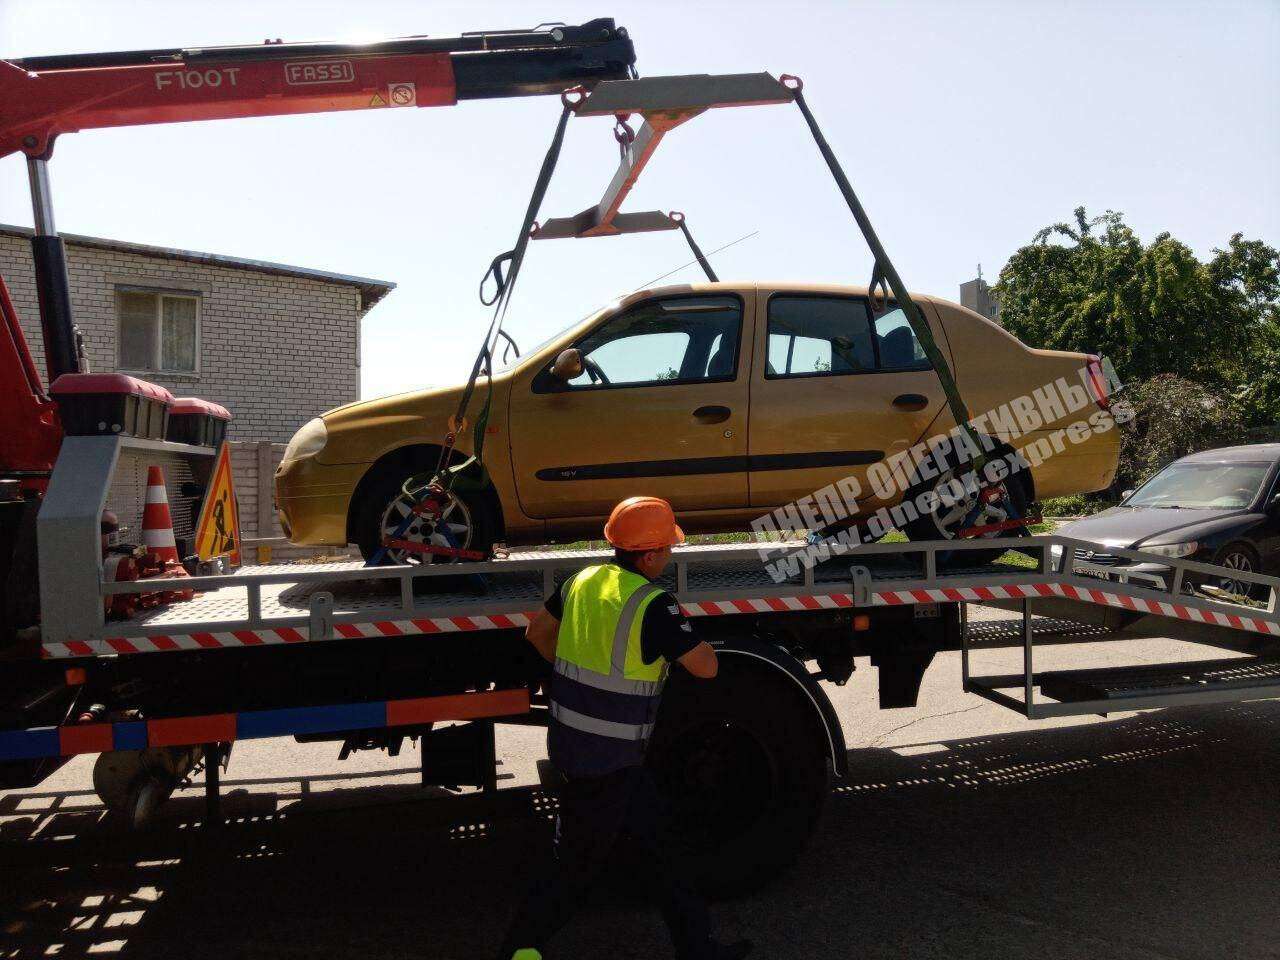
[388,82,416,107]
[194,443,243,567]
[369,92,386,107]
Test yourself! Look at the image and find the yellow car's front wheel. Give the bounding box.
[353,467,497,565]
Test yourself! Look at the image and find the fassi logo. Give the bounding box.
[285,61,356,85]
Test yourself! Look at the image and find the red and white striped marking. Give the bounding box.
[41,581,1280,658]
[43,612,535,657]
[142,465,180,564]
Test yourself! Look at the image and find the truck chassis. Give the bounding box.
[4,436,1279,892]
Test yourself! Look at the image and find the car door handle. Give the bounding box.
[692,405,732,424]
[891,393,929,412]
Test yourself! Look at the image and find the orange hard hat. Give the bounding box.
[603,496,685,551]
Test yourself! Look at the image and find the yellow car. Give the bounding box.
[275,282,1120,560]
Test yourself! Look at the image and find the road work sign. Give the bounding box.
[194,443,243,567]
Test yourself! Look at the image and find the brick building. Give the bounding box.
[0,224,393,442]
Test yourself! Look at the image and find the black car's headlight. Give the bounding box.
[1140,541,1198,559]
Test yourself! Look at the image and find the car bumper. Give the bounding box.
[1071,560,1171,591]
[274,455,367,547]
[1027,428,1120,499]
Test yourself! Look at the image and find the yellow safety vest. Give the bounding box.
[548,564,669,775]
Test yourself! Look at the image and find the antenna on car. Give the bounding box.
[631,230,758,291]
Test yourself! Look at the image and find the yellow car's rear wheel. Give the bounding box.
[902,461,1030,566]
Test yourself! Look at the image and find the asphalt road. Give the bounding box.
[2,610,1277,960]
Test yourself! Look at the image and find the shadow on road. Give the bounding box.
[2,700,1277,960]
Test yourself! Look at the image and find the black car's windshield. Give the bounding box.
[1126,461,1271,510]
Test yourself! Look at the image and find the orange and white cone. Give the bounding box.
[142,465,192,598]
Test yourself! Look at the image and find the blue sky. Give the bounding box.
[2,0,1276,400]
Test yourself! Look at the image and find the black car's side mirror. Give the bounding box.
[1268,493,1280,514]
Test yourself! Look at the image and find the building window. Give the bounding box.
[117,290,199,373]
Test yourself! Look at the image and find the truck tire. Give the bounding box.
[647,656,832,896]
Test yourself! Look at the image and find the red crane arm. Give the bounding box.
[0,54,455,158]
[0,20,636,158]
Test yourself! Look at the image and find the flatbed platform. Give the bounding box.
[49,535,1280,659]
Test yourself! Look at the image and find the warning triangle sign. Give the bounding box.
[369,93,386,107]
[194,442,243,567]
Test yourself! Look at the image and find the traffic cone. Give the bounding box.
[142,465,192,599]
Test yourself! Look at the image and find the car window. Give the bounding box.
[563,295,741,389]
[766,297,875,378]
[873,307,931,370]
[1126,461,1271,510]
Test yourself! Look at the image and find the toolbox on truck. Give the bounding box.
[166,397,231,448]
[49,373,173,440]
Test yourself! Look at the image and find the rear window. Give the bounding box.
[766,297,874,378]
[765,296,933,377]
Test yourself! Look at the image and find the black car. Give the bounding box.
[1055,444,1280,596]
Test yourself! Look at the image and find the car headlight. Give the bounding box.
[282,417,328,462]
[1140,541,1198,559]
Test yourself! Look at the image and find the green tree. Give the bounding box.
[994,208,1279,388]
[1116,375,1245,491]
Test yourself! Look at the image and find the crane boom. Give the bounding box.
[0,16,636,484]
[0,19,635,159]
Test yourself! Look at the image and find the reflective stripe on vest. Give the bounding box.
[548,702,656,742]
[550,564,667,746]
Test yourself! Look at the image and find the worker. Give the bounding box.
[499,496,752,960]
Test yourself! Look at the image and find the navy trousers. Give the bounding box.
[499,764,711,959]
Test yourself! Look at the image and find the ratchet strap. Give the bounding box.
[446,90,578,480]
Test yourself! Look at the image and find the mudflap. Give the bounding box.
[865,602,961,709]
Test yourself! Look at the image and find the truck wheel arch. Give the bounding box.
[712,636,847,776]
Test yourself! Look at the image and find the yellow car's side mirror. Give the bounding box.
[551,348,584,381]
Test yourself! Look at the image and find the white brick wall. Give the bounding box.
[1,232,367,443]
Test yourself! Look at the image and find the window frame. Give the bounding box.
[763,292,934,380]
[115,286,202,375]
[532,293,745,394]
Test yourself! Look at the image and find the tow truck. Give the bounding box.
[2,18,1279,895]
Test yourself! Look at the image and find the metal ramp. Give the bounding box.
[967,653,1280,719]
[962,594,1280,719]
[1037,657,1280,710]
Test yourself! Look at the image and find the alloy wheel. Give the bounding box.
[928,467,1010,540]
[378,486,473,565]
[1217,549,1256,599]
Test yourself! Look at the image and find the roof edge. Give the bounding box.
[0,222,395,311]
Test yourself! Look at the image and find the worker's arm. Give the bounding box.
[676,641,718,679]
[644,593,719,679]
[525,606,560,664]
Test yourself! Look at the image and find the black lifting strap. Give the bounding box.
[439,91,578,485]
[371,93,576,569]
[670,211,718,282]
[781,75,984,466]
